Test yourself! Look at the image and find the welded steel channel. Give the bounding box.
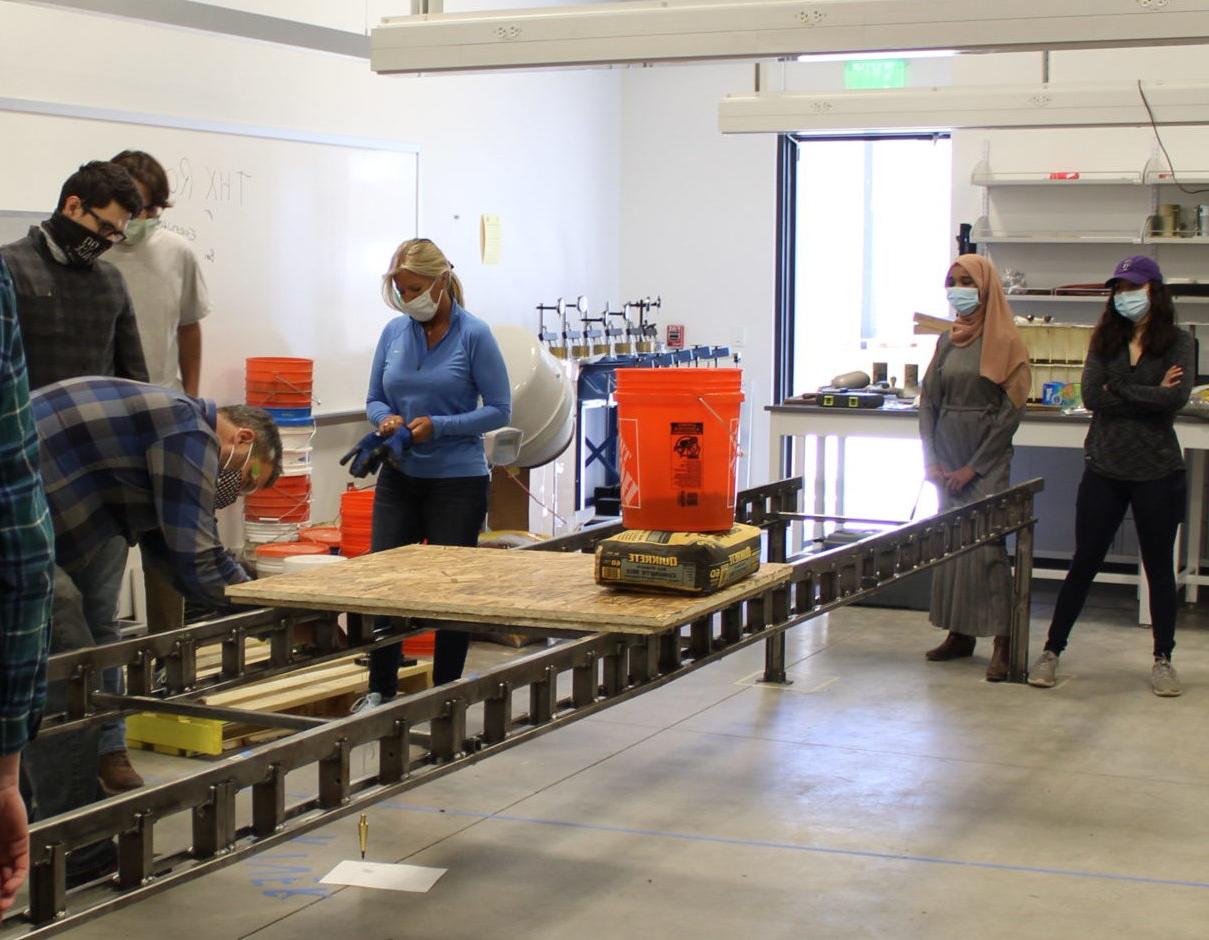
[6,478,1039,936]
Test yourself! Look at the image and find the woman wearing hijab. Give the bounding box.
[919,254,1031,681]
[1028,256,1193,696]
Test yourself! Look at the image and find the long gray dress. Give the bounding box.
[919,335,1024,637]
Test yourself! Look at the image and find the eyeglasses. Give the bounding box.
[83,207,128,243]
[240,458,264,495]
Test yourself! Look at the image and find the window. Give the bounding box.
[793,134,952,392]
[776,134,953,523]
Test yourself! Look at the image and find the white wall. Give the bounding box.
[619,63,777,487]
[0,3,622,527]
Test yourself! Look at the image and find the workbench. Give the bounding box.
[226,543,793,634]
[767,403,1209,621]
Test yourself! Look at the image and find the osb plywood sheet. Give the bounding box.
[226,544,791,634]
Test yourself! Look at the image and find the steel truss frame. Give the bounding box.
[4,477,1040,936]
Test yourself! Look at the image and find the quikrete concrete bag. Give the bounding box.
[594,524,761,595]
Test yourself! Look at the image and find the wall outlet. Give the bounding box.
[731,326,746,347]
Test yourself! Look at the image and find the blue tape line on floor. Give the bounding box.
[380,801,1209,890]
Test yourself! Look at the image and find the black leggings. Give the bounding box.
[367,466,490,697]
[1045,467,1186,659]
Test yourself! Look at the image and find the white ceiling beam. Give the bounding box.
[371,0,1209,75]
[13,0,370,58]
[717,82,1209,134]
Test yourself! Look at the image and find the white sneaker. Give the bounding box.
[350,692,384,714]
[1028,651,1059,688]
[1152,658,1182,697]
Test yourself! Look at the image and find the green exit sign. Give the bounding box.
[844,59,909,89]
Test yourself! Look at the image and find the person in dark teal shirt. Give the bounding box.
[0,255,55,914]
[356,238,511,710]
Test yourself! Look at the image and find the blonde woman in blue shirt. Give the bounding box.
[355,238,512,710]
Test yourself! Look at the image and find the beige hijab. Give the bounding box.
[948,254,1031,408]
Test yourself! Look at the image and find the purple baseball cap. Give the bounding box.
[1106,255,1162,286]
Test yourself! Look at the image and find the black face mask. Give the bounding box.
[214,469,243,510]
[43,212,113,267]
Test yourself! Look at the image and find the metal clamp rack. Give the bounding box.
[5,477,1042,937]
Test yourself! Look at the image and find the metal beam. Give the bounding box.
[719,81,1209,135]
[90,693,326,732]
[14,0,369,58]
[7,478,1041,937]
[371,0,1209,75]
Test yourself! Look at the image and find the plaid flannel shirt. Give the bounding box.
[33,378,248,608]
[0,256,55,756]
[0,226,148,390]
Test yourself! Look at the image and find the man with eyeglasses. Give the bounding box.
[0,160,148,391]
[1,160,152,792]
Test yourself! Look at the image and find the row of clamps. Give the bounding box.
[537,296,663,360]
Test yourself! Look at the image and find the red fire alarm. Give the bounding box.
[666,324,685,349]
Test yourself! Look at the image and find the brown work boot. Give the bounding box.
[925,631,976,661]
[986,636,1010,682]
[99,749,145,793]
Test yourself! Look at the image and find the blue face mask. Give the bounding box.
[1114,289,1150,323]
[946,286,981,316]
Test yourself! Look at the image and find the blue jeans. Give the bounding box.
[66,536,129,754]
[367,467,490,697]
[22,570,115,879]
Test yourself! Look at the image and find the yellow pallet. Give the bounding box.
[127,659,433,757]
[128,712,225,756]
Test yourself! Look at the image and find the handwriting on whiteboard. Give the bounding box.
[166,157,253,208]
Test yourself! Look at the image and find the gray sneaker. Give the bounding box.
[351,692,384,714]
[1028,650,1059,688]
[1152,657,1182,697]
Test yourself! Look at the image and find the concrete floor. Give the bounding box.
[66,584,1209,939]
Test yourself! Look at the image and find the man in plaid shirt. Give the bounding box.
[27,378,281,802]
[18,378,280,877]
[0,256,55,914]
[34,377,282,608]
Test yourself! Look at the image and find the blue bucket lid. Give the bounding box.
[272,416,316,428]
[264,407,312,420]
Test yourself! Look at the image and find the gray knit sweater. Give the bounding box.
[1081,328,1194,481]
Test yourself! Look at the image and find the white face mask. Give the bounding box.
[397,276,444,323]
[946,286,981,316]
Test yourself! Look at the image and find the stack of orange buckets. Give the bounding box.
[339,487,375,557]
[243,357,316,570]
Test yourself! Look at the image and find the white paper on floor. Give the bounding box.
[321,860,447,893]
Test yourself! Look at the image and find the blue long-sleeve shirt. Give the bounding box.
[366,302,512,478]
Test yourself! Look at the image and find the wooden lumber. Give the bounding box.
[226,544,792,634]
[913,311,953,335]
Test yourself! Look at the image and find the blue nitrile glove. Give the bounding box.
[339,431,386,478]
[379,425,414,470]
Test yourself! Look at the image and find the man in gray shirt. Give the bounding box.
[106,150,209,395]
[105,151,212,696]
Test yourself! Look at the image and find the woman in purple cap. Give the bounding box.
[1029,255,1193,696]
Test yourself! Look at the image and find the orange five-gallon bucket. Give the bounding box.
[614,368,744,532]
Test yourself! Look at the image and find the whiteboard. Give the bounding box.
[0,102,418,416]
